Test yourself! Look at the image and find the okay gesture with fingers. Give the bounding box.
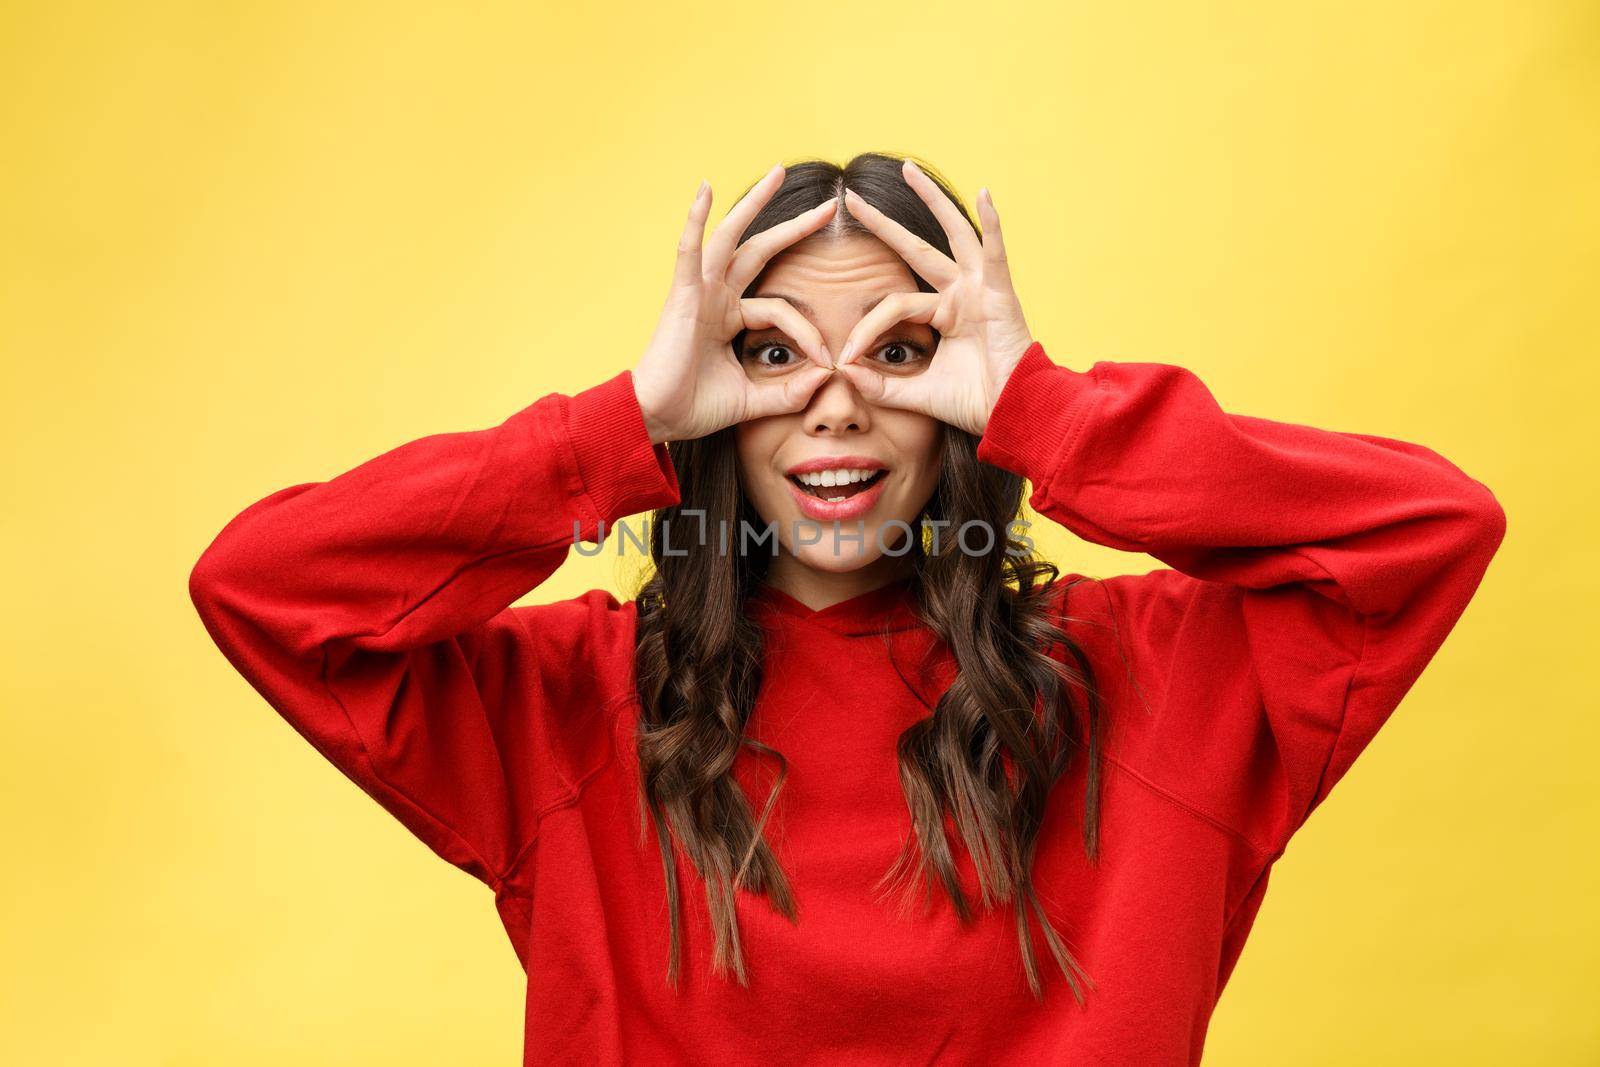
[835,161,1038,437]
[632,165,838,444]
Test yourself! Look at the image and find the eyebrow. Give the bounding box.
[752,292,886,319]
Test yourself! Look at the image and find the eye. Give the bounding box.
[741,341,801,370]
[867,338,931,372]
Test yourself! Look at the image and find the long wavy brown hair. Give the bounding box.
[631,151,1108,1002]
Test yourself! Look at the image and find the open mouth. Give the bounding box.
[787,469,888,503]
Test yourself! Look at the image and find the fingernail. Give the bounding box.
[839,341,853,363]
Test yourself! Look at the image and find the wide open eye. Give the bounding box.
[866,338,932,375]
[740,340,805,376]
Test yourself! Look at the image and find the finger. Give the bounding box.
[702,163,786,280]
[673,181,712,289]
[742,363,834,421]
[841,188,958,288]
[739,296,833,368]
[724,197,839,293]
[836,361,936,416]
[835,291,940,366]
[975,186,1015,290]
[901,159,983,270]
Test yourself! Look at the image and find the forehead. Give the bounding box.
[752,234,920,313]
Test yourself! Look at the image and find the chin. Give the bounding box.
[788,539,885,573]
[770,510,924,574]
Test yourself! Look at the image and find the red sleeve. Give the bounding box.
[187,369,680,890]
[977,342,1506,856]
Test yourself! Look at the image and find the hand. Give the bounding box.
[632,165,839,444]
[834,161,1036,436]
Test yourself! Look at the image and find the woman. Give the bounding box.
[188,153,1506,1064]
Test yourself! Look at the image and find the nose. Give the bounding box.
[803,366,871,435]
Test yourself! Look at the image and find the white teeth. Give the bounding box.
[795,468,880,487]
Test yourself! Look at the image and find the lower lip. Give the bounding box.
[785,473,889,521]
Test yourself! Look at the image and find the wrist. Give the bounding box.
[565,368,681,519]
[976,339,1035,436]
[632,378,672,445]
[975,341,1099,478]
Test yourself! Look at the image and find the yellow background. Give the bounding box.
[2,1,1594,1063]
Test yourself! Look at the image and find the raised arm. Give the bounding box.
[834,165,1505,855]
[187,370,680,890]
[976,342,1506,853]
[189,167,860,892]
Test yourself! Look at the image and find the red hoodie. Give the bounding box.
[188,342,1505,1065]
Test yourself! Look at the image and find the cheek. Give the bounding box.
[890,415,945,492]
[734,422,785,498]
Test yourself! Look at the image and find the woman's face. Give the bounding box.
[735,232,944,573]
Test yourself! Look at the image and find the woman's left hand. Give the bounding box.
[835,161,1036,436]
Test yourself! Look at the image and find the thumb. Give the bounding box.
[837,362,932,416]
[741,365,832,421]
[835,361,885,402]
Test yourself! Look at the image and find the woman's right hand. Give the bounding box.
[632,164,840,444]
